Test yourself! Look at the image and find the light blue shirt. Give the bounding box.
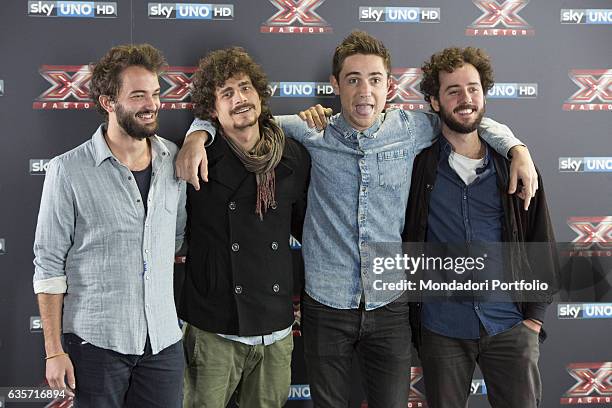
[33,125,187,355]
[188,109,521,310]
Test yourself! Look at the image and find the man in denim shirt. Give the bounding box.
[177,31,537,408]
[33,45,186,407]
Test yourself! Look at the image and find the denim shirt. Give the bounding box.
[33,125,187,355]
[422,137,523,339]
[188,110,521,310]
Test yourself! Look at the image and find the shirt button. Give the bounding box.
[463,195,467,200]
[360,159,365,165]
[474,305,480,310]
[271,241,278,250]
[145,275,150,280]
[272,283,280,293]
[235,285,243,294]
[228,201,236,210]
[231,243,240,252]
[361,187,367,192]
[137,199,141,203]
[162,152,166,156]
[128,176,132,180]
[144,249,149,254]
[271,202,277,210]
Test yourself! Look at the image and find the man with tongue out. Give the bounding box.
[33,44,186,407]
[177,31,538,408]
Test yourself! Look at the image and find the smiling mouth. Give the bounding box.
[454,106,477,117]
[136,111,156,121]
[232,105,254,115]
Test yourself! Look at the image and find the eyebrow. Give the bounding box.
[343,71,384,78]
[129,88,160,95]
[219,80,252,94]
[444,82,481,91]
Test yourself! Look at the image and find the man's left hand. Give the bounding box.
[522,319,542,334]
[508,145,538,210]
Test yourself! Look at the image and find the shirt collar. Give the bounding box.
[329,111,384,139]
[92,123,170,167]
[438,132,491,168]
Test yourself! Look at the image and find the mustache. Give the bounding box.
[231,104,255,114]
[453,104,478,113]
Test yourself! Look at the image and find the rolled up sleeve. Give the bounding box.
[33,158,75,294]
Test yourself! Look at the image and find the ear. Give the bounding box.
[99,95,114,114]
[209,108,218,119]
[431,96,440,113]
[330,75,340,96]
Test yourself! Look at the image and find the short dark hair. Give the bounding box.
[191,47,271,123]
[332,30,392,81]
[420,47,494,109]
[89,44,167,118]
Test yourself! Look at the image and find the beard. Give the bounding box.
[115,103,158,140]
[438,103,485,134]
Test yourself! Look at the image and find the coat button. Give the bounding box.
[235,285,243,294]
[271,202,277,210]
[271,241,278,250]
[228,201,236,210]
[273,283,280,293]
[231,243,240,252]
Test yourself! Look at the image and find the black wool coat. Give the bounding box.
[178,135,310,336]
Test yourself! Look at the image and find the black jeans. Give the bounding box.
[63,333,184,408]
[419,323,541,408]
[301,293,412,408]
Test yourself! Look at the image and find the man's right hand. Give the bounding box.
[298,104,333,131]
[46,354,76,397]
[176,131,210,190]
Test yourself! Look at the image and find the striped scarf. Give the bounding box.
[223,116,285,220]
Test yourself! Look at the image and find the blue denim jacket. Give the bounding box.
[188,109,521,310]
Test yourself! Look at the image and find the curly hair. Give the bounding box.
[420,47,494,109]
[332,30,391,81]
[89,44,167,118]
[191,47,272,122]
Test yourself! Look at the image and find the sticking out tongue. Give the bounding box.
[355,104,373,116]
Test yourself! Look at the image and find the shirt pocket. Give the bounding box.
[376,148,411,189]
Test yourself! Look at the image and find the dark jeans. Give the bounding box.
[301,293,412,408]
[63,333,184,408]
[419,323,541,408]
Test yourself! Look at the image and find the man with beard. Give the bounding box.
[33,44,186,407]
[177,32,538,407]
[403,47,555,408]
[179,47,310,408]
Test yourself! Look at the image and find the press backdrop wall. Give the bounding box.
[0,1,611,407]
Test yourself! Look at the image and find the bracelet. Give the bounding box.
[45,352,68,360]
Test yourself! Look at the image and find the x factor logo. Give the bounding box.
[261,0,332,34]
[563,69,612,111]
[409,367,427,404]
[386,68,427,111]
[561,362,612,404]
[33,65,196,110]
[466,0,534,36]
[360,366,428,407]
[567,217,612,256]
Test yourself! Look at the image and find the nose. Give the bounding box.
[459,88,472,104]
[358,81,372,98]
[143,94,158,110]
[234,89,248,105]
